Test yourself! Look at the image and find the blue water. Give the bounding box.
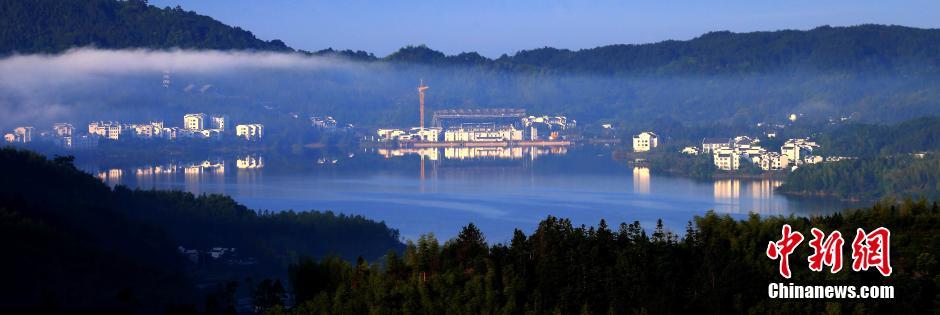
[85,147,850,242]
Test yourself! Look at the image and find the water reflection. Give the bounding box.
[377,146,567,161]
[95,155,264,195]
[632,167,650,194]
[81,148,849,241]
[236,155,264,169]
[712,179,785,214]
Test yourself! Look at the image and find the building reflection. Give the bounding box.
[376,146,566,161]
[632,166,650,194]
[96,169,123,184]
[236,155,264,169]
[713,179,787,214]
[713,179,741,200]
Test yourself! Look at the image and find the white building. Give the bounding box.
[12,126,33,143]
[701,138,731,154]
[209,115,229,131]
[52,123,73,137]
[377,129,407,141]
[757,152,790,171]
[235,124,264,140]
[781,138,819,166]
[632,131,659,152]
[410,127,441,142]
[713,147,741,171]
[443,124,523,142]
[733,136,759,147]
[681,146,700,155]
[184,113,206,131]
[88,121,123,140]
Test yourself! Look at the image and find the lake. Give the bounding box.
[81,145,852,242]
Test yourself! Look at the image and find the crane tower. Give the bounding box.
[418,80,429,129]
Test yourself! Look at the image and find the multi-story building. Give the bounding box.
[209,115,229,131]
[632,131,659,152]
[411,127,442,142]
[712,147,741,171]
[184,113,206,131]
[757,152,790,171]
[781,138,819,165]
[52,123,73,137]
[701,138,732,154]
[443,123,523,142]
[12,126,34,143]
[131,124,156,138]
[88,121,123,140]
[235,124,264,140]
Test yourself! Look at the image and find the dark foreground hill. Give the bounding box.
[0,148,403,313]
[0,0,291,54]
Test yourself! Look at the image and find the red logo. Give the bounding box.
[807,228,844,273]
[851,227,892,277]
[767,225,891,278]
[766,224,804,279]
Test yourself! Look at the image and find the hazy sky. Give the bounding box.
[150,0,939,58]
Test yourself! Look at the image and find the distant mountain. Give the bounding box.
[382,25,940,75]
[4,0,939,75]
[4,0,940,127]
[0,0,291,54]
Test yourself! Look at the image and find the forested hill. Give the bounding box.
[5,0,940,75]
[0,148,403,312]
[384,25,940,74]
[0,0,291,54]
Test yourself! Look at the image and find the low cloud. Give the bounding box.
[0,48,365,128]
[0,48,355,92]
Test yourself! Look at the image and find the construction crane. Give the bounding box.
[418,79,429,129]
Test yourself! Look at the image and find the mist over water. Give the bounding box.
[2,48,939,131]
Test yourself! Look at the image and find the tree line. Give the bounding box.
[0,148,403,313]
[256,199,939,314]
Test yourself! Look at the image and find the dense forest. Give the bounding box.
[6,0,940,76]
[252,199,940,314]
[778,117,940,200]
[0,0,291,54]
[779,153,940,200]
[3,147,939,314]
[815,117,940,157]
[0,148,402,313]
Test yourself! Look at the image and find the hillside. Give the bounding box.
[382,25,940,75]
[0,0,291,54]
[0,148,404,312]
[4,1,940,75]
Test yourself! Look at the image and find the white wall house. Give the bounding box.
[184,113,206,131]
[632,131,659,152]
[712,147,741,171]
[701,138,731,154]
[235,124,264,140]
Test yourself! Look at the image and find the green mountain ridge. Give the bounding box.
[4,0,940,75]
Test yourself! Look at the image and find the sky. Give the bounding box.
[152,1,939,58]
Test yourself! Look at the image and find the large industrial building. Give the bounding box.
[431,108,527,130]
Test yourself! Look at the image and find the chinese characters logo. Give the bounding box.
[766,224,891,278]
